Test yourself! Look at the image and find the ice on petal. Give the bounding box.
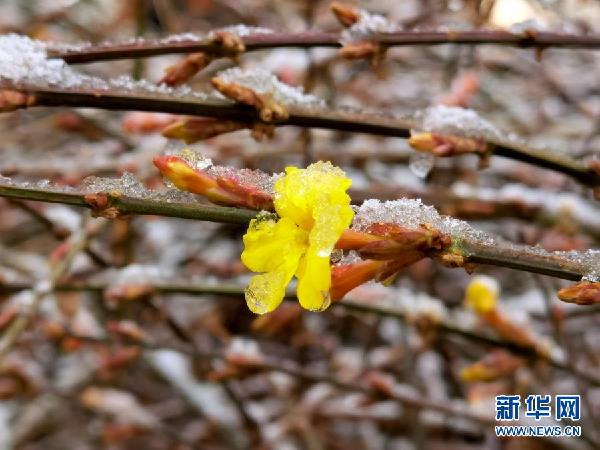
[214,67,325,108]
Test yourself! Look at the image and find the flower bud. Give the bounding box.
[159,52,213,87]
[0,89,35,112]
[409,131,488,157]
[335,229,384,250]
[558,281,600,305]
[330,259,387,300]
[162,117,247,143]
[122,112,179,133]
[330,2,360,27]
[461,349,523,382]
[464,276,498,314]
[211,77,264,109]
[339,41,381,60]
[153,155,274,209]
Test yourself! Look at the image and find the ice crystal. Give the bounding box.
[81,172,199,203]
[416,105,501,140]
[112,264,172,285]
[408,152,435,178]
[214,67,325,107]
[81,172,148,198]
[340,9,398,44]
[208,165,279,195]
[561,249,600,282]
[353,198,484,240]
[177,147,214,171]
[209,25,273,38]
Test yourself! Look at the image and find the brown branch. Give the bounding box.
[5,279,595,385]
[0,217,104,364]
[4,84,599,187]
[49,30,600,64]
[0,182,593,281]
[63,329,491,425]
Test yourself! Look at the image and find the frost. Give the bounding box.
[451,182,600,231]
[166,146,279,195]
[214,67,325,107]
[0,173,76,194]
[81,172,148,198]
[113,264,172,285]
[353,198,492,243]
[226,337,263,362]
[562,249,600,282]
[0,34,221,101]
[157,33,205,44]
[340,9,399,44]
[408,152,435,178]
[50,33,206,53]
[209,25,273,38]
[209,165,279,195]
[510,19,547,33]
[81,172,199,203]
[416,105,501,140]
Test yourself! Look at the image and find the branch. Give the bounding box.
[49,30,600,64]
[0,217,104,363]
[0,183,257,224]
[64,330,491,424]
[4,84,599,187]
[4,279,595,385]
[0,182,592,281]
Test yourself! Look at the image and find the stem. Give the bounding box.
[0,217,104,364]
[4,280,595,385]
[0,182,593,280]
[6,85,600,187]
[0,183,257,224]
[49,30,600,64]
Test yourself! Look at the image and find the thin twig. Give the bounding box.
[1,279,597,385]
[0,216,104,364]
[4,84,598,187]
[49,30,600,64]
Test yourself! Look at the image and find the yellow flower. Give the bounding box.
[241,161,354,314]
[464,275,499,314]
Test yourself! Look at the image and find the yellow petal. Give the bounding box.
[242,162,354,314]
[295,250,331,311]
[241,215,306,273]
[310,192,354,257]
[274,161,353,233]
[241,214,306,314]
[245,270,294,314]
